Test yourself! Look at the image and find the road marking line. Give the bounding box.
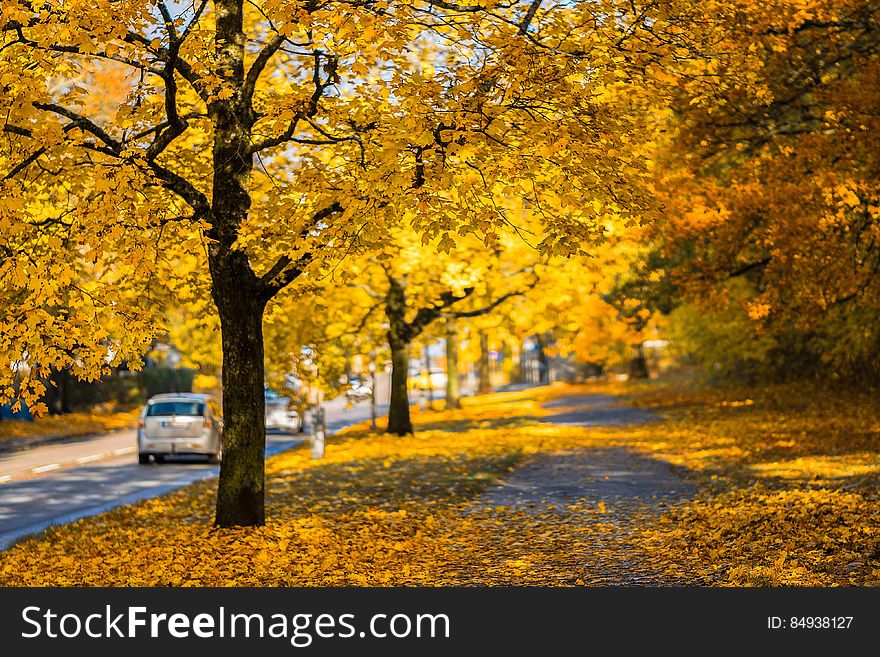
[113,447,135,455]
[76,454,103,464]
[0,474,11,483]
[32,463,60,474]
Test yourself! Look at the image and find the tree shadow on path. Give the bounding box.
[469,393,698,585]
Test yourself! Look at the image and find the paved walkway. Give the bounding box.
[478,393,695,585]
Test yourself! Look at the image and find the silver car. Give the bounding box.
[137,393,223,464]
[265,389,301,432]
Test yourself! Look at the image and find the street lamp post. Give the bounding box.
[369,353,377,432]
[424,345,434,411]
[305,347,325,459]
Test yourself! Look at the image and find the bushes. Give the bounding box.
[664,280,880,387]
[40,366,196,415]
[136,367,195,400]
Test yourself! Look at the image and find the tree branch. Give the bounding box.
[147,161,212,216]
[242,33,286,111]
[157,1,179,43]
[444,267,538,319]
[146,44,189,160]
[257,201,345,299]
[449,289,525,318]
[32,102,122,153]
[24,102,209,215]
[728,257,771,279]
[180,0,210,43]
[247,49,338,154]
[405,287,475,341]
[3,146,45,180]
[517,0,544,34]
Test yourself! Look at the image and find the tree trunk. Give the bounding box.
[478,330,492,394]
[628,343,650,379]
[445,318,462,409]
[369,352,378,431]
[212,274,268,526]
[208,0,267,526]
[387,341,413,435]
[47,367,71,415]
[385,275,414,435]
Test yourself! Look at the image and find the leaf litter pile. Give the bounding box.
[1,383,878,586]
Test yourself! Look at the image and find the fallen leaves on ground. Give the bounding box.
[1,382,878,586]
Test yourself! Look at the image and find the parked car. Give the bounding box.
[137,393,223,464]
[265,389,302,432]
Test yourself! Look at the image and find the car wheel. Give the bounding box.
[138,453,150,465]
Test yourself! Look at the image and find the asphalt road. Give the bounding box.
[0,395,386,551]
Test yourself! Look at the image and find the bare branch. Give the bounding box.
[257,201,345,299]
[517,0,544,34]
[32,102,122,153]
[242,33,286,110]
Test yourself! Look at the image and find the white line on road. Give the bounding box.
[113,447,135,455]
[76,454,103,464]
[31,463,61,474]
[0,437,306,552]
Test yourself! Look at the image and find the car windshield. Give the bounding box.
[146,401,205,417]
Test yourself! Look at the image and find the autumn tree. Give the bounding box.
[1,0,664,525]
[326,230,538,434]
[263,280,382,414]
[638,0,880,382]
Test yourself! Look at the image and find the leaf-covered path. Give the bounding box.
[472,395,696,585]
[2,382,878,587]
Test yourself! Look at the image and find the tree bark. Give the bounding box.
[445,318,462,409]
[387,341,413,435]
[478,330,492,394]
[212,287,268,526]
[385,276,414,435]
